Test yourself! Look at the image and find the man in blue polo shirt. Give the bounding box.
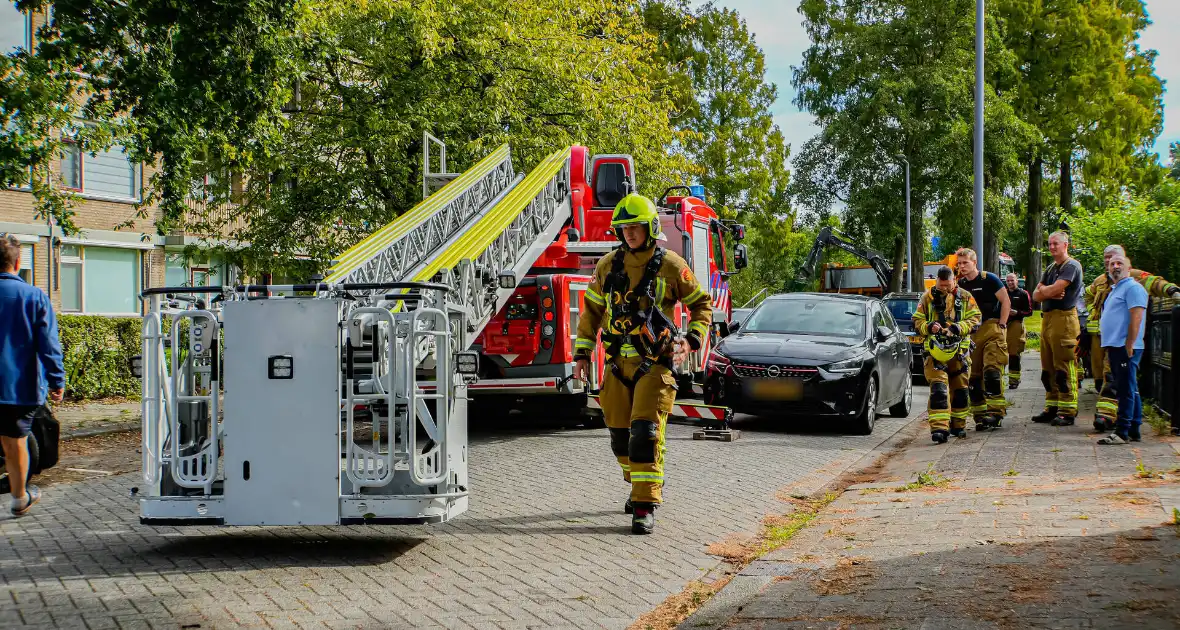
[1097,253,1148,445]
[0,234,65,516]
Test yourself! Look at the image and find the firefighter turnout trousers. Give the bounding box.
[925,356,971,432]
[1091,334,1118,428]
[1006,320,1026,387]
[1041,310,1081,418]
[969,320,1008,420]
[599,356,676,505]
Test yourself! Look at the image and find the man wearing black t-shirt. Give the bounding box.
[955,248,1011,430]
[1005,273,1034,388]
[1032,231,1084,426]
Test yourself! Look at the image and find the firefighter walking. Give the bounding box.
[913,266,981,443]
[1082,244,1180,432]
[572,193,712,534]
[955,248,1011,430]
[1005,273,1033,389]
[1031,231,1084,425]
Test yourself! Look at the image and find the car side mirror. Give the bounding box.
[876,326,891,342]
[729,321,741,334]
[734,243,748,270]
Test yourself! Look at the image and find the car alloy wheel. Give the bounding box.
[890,377,912,417]
[854,376,877,435]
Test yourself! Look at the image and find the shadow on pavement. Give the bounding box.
[724,525,1180,628]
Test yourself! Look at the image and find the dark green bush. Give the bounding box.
[58,315,143,401]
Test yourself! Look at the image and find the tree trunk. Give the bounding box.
[1059,152,1072,213]
[1026,156,1044,290]
[984,228,998,275]
[909,196,924,292]
[890,236,905,293]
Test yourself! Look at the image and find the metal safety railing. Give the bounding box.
[1141,295,1179,433]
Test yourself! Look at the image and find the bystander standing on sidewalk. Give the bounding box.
[0,234,65,516]
[1096,253,1147,445]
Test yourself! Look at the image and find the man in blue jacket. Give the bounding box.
[0,234,65,516]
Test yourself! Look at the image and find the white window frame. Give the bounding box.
[18,242,34,285]
[57,242,147,316]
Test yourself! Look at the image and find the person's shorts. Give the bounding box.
[0,405,39,438]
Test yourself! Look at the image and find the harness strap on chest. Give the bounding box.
[602,247,671,389]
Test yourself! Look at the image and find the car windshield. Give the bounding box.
[743,299,867,338]
[884,299,918,322]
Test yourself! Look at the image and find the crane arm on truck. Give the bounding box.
[792,226,893,292]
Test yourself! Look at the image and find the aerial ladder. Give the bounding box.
[135,141,575,526]
[790,226,895,294]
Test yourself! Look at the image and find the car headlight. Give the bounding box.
[827,355,866,373]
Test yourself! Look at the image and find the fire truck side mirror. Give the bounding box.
[733,223,746,240]
[734,243,749,270]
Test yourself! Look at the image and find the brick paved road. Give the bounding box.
[0,390,925,630]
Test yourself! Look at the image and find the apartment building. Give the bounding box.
[1,4,238,316]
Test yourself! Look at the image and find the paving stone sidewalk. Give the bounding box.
[52,400,141,439]
[686,356,1180,629]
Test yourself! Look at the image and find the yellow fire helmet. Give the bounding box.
[611,193,666,246]
[925,332,963,364]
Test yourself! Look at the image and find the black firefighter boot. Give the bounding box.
[631,502,657,534]
[1032,407,1057,423]
[624,498,633,514]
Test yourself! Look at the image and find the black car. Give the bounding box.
[703,293,914,434]
[882,292,925,379]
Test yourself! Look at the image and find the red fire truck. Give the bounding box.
[466,145,748,421]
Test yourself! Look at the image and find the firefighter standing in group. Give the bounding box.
[913,266,981,443]
[1082,244,1180,432]
[1004,273,1033,389]
[572,193,712,535]
[1031,231,1084,426]
[954,248,1011,430]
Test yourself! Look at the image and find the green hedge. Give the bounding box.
[58,316,143,401]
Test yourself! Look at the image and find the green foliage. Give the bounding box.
[790,0,1035,289]
[57,316,143,401]
[1067,196,1180,284]
[3,0,300,236]
[221,0,691,273]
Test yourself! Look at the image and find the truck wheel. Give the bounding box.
[0,432,39,495]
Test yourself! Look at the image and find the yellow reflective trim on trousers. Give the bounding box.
[629,472,664,482]
[928,412,951,420]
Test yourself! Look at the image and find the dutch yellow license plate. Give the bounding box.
[749,378,804,401]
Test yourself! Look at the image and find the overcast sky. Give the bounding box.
[712,0,1180,165]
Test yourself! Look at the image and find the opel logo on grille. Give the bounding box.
[767,365,781,377]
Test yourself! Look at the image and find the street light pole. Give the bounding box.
[897,156,911,292]
[973,0,985,262]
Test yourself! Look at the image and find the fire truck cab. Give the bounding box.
[468,146,747,420]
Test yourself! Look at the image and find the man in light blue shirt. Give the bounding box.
[1097,253,1148,445]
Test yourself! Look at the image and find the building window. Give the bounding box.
[60,142,82,190]
[1,4,29,54]
[18,243,34,285]
[84,145,141,199]
[59,244,142,314]
[58,137,142,201]
[60,245,82,312]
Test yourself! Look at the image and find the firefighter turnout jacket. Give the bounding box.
[913,287,981,434]
[574,246,713,363]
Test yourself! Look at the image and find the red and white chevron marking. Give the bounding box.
[587,395,730,421]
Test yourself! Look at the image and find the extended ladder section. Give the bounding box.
[136,143,575,528]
